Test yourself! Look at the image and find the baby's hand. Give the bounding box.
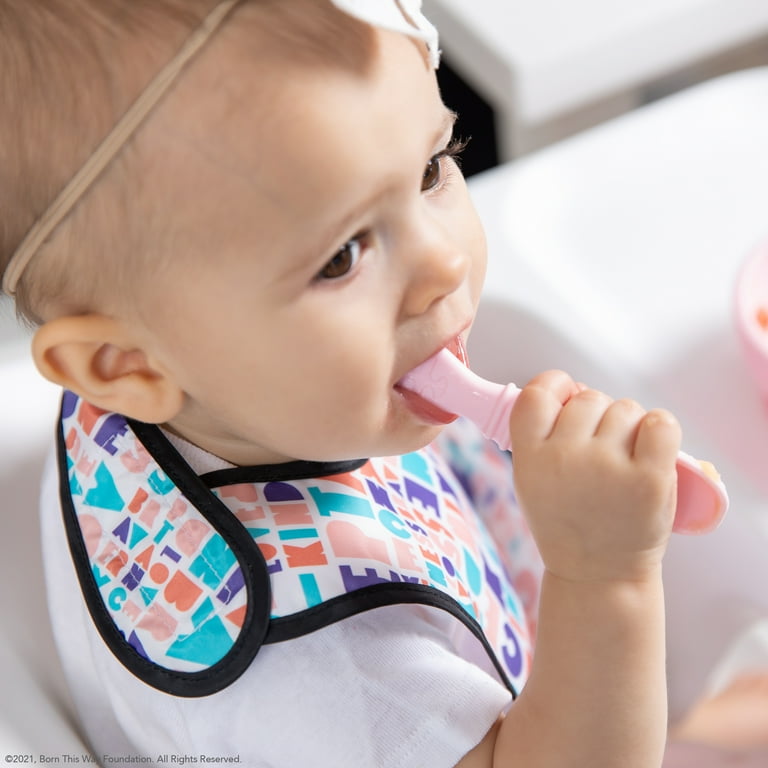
[509,370,681,584]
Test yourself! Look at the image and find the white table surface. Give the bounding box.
[425,0,768,154]
[467,66,768,718]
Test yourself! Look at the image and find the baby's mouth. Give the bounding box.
[394,336,468,425]
[445,335,469,367]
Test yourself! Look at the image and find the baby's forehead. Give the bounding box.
[100,4,443,255]
[145,4,375,150]
[129,18,444,272]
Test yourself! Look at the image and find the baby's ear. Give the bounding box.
[32,314,184,423]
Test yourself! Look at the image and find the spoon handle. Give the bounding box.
[400,349,728,535]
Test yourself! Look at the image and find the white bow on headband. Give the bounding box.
[329,0,440,68]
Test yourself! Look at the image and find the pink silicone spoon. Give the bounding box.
[400,348,728,535]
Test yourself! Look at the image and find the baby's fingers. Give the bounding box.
[551,388,613,441]
[633,409,682,467]
[594,398,646,453]
[509,370,581,445]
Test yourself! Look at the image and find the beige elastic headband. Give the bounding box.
[2,0,243,297]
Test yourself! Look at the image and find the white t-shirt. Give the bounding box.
[40,430,515,767]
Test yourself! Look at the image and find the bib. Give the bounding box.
[57,391,532,697]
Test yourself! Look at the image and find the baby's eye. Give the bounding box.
[318,237,362,280]
[421,137,469,193]
[422,156,442,191]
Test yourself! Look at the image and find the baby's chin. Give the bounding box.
[246,404,452,465]
[369,417,448,459]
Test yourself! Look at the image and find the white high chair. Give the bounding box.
[0,301,88,756]
[2,66,768,757]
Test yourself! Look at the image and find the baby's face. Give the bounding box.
[132,23,487,465]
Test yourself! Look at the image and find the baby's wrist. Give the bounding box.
[541,566,665,613]
[541,554,666,588]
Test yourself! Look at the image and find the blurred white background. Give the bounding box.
[427,0,768,169]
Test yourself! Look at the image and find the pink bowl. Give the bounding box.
[735,237,768,403]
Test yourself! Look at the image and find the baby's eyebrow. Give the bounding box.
[441,109,459,136]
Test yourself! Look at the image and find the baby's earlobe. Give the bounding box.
[31,315,184,423]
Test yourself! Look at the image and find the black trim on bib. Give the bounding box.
[58,406,272,697]
[199,458,367,488]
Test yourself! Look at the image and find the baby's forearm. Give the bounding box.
[493,570,667,768]
[460,373,681,768]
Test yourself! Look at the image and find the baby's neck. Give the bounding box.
[160,427,235,474]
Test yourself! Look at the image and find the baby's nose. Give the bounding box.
[401,225,471,317]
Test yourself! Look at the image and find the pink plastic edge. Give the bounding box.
[734,236,768,400]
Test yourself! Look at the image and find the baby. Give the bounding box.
[0,0,723,765]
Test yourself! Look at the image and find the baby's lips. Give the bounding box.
[446,335,470,367]
[397,335,468,392]
[395,337,468,425]
[396,386,458,425]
